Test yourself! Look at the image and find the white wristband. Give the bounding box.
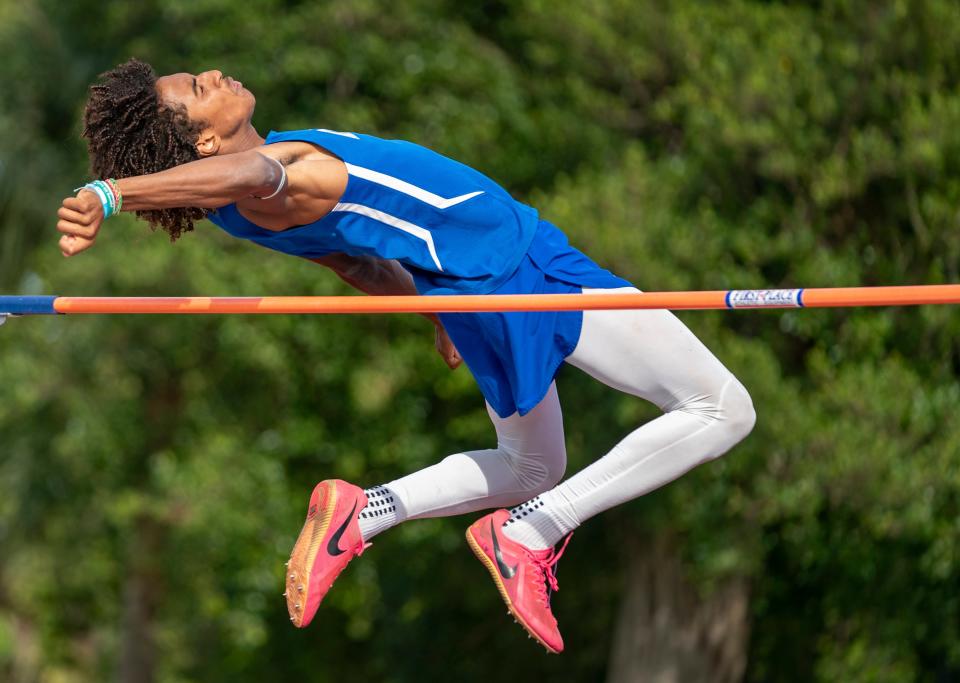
[255,156,287,200]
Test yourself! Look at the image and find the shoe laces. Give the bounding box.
[528,533,573,605]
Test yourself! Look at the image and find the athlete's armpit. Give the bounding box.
[236,153,348,230]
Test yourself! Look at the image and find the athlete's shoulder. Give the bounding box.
[265,128,374,144]
[264,128,439,153]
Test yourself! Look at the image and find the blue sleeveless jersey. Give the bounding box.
[208,128,539,295]
[207,129,632,417]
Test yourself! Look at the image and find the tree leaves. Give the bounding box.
[3,1,960,680]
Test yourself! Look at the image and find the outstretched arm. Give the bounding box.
[108,150,282,210]
[314,253,463,370]
[56,150,282,256]
[313,253,420,297]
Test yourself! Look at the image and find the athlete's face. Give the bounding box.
[156,69,256,156]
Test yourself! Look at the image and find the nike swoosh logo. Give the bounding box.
[327,499,359,557]
[491,520,518,579]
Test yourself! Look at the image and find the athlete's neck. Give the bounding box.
[223,125,266,154]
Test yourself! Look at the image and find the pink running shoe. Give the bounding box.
[466,509,573,653]
[285,479,369,627]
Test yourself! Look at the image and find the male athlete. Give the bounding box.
[57,60,755,653]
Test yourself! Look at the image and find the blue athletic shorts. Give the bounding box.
[437,220,632,418]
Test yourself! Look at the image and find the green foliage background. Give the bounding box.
[2,0,960,680]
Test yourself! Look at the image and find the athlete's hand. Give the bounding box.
[435,324,462,370]
[56,190,104,257]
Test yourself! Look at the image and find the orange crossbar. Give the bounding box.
[43,285,960,314]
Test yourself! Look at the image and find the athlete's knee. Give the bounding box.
[701,376,755,461]
[722,377,756,444]
[539,448,567,490]
[672,374,755,461]
[499,443,567,495]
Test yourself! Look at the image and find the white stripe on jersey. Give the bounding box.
[314,129,360,139]
[345,164,484,209]
[332,202,444,271]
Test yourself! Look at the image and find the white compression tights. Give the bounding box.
[369,288,756,546]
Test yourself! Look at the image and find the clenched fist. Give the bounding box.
[435,324,462,370]
[56,189,104,257]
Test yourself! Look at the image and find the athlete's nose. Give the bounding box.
[198,70,223,88]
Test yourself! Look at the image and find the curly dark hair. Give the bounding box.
[82,58,207,240]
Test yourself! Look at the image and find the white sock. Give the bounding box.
[357,485,403,541]
[502,493,574,550]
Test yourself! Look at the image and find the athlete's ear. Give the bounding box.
[196,129,221,157]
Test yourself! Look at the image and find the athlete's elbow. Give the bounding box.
[233,151,283,197]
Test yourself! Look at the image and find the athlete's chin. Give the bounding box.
[242,92,256,118]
